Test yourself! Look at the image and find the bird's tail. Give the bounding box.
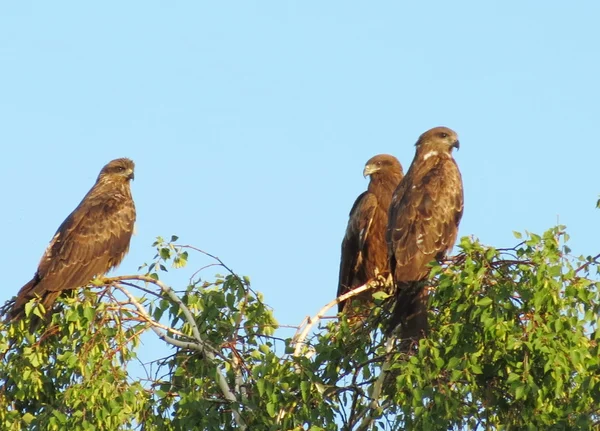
[386,281,429,342]
[1,281,62,357]
[8,278,60,323]
[9,278,37,320]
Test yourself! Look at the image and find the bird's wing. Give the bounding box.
[36,192,136,293]
[337,192,378,302]
[389,159,463,279]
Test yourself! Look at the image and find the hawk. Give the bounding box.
[386,127,463,339]
[338,154,404,314]
[10,158,136,321]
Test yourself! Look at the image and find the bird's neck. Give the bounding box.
[369,174,400,197]
[416,148,452,162]
[95,179,132,198]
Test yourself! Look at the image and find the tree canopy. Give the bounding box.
[1,227,600,430]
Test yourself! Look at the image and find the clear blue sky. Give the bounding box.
[2,2,599,363]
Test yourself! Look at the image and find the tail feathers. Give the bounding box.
[10,278,38,319]
[10,277,60,322]
[386,281,429,342]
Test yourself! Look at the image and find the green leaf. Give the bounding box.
[160,247,171,260]
[22,413,35,425]
[447,357,461,370]
[257,379,265,396]
[470,364,483,374]
[372,291,390,300]
[507,373,521,384]
[515,384,526,400]
[301,381,310,403]
[476,297,493,307]
[83,306,95,323]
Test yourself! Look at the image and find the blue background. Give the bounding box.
[2,1,598,366]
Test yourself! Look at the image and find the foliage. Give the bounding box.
[1,228,600,430]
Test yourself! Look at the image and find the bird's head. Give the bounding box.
[415,127,460,159]
[363,154,403,179]
[97,158,135,183]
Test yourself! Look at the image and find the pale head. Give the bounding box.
[97,158,135,183]
[415,127,460,158]
[363,154,403,178]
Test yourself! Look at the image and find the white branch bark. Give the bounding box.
[292,280,380,357]
[106,275,247,431]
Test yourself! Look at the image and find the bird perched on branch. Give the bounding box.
[338,154,404,315]
[386,127,463,340]
[9,158,137,322]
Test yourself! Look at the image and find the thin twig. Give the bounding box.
[112,287,193,341]
[118,280,163,298]
[113,284,220,356]
[105,275,204,347]
[575,253,600,274]
[176,245,265,302]
[188,263,222,285]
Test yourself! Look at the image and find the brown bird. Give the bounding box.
[338,154,404,314]
[386,127,464,339]
[10,158,136,321]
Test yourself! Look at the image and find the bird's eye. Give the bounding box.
[376,161,382,166]
[117,167,125,172]
[440,132,448,138]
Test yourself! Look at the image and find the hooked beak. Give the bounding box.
[363,164,379,178]
[127,169,135,180]
[452,140,460,151]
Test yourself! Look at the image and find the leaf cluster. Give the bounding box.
[1,227,600,430]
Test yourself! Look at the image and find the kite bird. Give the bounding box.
[386,127,463,340]
[337,154,404,314]
[10,158,136,322]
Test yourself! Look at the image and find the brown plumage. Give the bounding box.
[10,158,136,321]
[338,154,404,314]
[386,127,464,339]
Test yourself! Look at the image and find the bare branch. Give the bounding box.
[113,286,199,344]
[292,280,380,357]
[106,275,205,344]
[176,245,266,303]
[118,280,163,299]
[104,275,247,431]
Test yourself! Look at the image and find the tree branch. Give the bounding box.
[292,280,380,357]
[105,275,247,431]
[113,285,211,352]
[355,336,395,431]
[107,275,205,343]
[575,252,600,274]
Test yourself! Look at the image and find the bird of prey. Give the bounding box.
[10,158,136,321]
[386,127,464,339]
[338,154,404,314]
